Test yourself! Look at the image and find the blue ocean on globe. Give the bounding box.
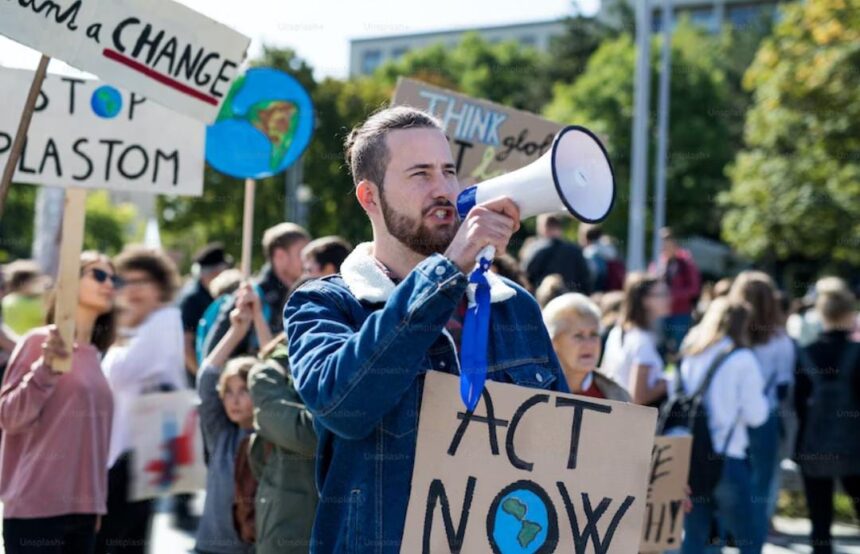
[205,67,315,179]
[491,488,550,554]
[91,85,122,119]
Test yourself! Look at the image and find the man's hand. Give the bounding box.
[444,197,520,274]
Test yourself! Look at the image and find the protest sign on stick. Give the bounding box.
[0,55,50,216]
[401,371,657,553]
[392,78,563,185]
[205,68,315,275]
[51,187,87,373]
[0,0,249,213]
[0,68,206,196]
[640,435,693,553]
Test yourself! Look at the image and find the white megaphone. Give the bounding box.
[456,125,616,225]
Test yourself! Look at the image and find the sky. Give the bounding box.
[0,0,600,80]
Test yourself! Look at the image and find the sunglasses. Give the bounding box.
[85,267,124,288]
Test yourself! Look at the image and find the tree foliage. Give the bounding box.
[544,20,741,248]
[720,0,860,269]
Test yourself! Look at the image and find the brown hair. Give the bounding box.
[683,297,751,356]
[114,245,181,303]
[621,272,662,330]
[261,222,310,261]
[728,271,779,345]
[217,356,255,398]
[814,277,856,325]
[344,106,443,191]
[4,260,44,293]
[46,251,117,353]
[301,236,352,273]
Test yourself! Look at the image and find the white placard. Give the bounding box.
[0,0,250,123]
[0,67,204,195]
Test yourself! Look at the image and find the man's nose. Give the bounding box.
[428,169,457,198]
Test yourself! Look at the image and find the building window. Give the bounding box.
[519,35,536,47]
[391,47,409,59]
[361,50,383,75]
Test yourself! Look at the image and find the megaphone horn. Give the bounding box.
[456,125,616,224]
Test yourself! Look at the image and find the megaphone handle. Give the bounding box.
[475,245,496,270]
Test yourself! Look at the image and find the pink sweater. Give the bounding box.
[0,327,113,518]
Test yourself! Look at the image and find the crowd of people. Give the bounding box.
[0,105,857,554]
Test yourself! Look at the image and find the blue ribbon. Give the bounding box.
[459,256,492,412]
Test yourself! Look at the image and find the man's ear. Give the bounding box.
[356,179,380,215]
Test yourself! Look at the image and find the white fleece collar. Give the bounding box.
[340,242,516,305]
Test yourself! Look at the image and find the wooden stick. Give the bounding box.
[52,188,87,373]
[0,55,51,217]
[241,178,256,277]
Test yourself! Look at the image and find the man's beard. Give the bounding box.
[379,193,459,257]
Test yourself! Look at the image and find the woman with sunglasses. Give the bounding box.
[95,245,186,554]
[0,251,118,554]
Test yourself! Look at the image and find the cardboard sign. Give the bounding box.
[401,371,657,553]
[0,67,204,195]
[392,78,563,184]
[640,435,692,553]
[129,390,206,500]
[0,0,250,122]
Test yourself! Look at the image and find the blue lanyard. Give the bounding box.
[459,256,492,411]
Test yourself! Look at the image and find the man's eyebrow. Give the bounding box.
[404,163,434,173]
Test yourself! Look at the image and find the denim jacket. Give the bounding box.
[284,243,568,553]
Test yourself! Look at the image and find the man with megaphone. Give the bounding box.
[284,105,614,553]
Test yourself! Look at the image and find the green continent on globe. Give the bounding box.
[248,99,299,170]
[97,90,119,115]
[501,497,543,548]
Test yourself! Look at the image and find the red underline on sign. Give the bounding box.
[102,49,218,106]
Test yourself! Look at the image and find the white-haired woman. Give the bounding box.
[543,293,629,401]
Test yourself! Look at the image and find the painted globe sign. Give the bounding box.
[205,68,314,179]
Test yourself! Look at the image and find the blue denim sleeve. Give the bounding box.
[284,254,468,440]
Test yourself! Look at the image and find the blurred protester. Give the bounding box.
[196,269,244,366]
[729,271,796,548]
[795,277,860,554]
[597,290,624,366]
[196,287,260,554]
[535,273,569,309]
[175,242,232,529]
[651,228,701,355]
[491,253,532,293]
[301,236,351,278]
[1,260,50,336]
[579,224,626,292]
[521,213,592,294]
[601,272,670,406]
[246,330,318,554]
[0,267,18,378]
[201,223,309,359]
[96,246,186,554]
[0,251,117,554]
[543,293,630,400]
[178,243,233,378]
[677,298,769,554]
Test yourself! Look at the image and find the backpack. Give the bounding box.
[657,346,738,497]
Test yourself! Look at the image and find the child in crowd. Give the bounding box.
[196,283,265,554]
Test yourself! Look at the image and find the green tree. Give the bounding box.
[544,20,740,247]
[0,184,37,263]
[376,32,550,112]
[720,0,860,271]
[83,190,138,255]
